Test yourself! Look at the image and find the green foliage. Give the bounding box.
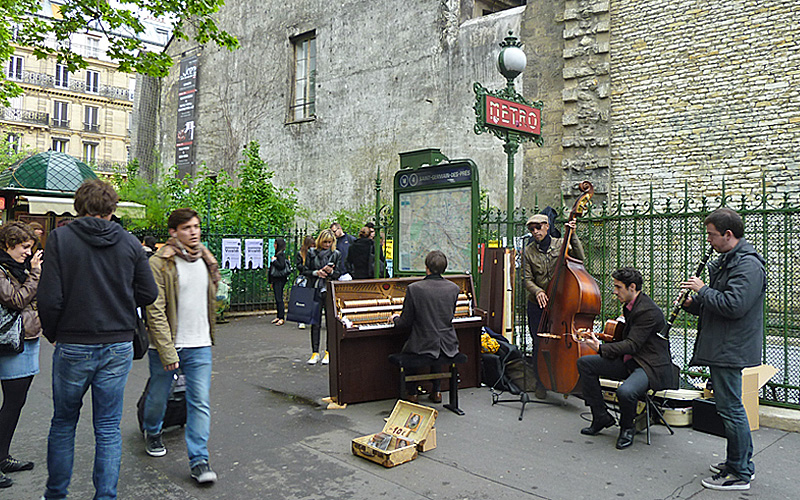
[1,0,239,105]
[319,200,392,238]
[0,130,33,169]
[117,141,296,232]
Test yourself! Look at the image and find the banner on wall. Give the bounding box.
[176,54,198,178]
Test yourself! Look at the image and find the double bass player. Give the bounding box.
[522,213,582,399]
[573,267,674,449]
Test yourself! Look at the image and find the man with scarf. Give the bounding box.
[144,208,221,485]
[521,213,583,399]
[38,180,158,500]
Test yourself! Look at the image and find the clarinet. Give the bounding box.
[659,246,715,340]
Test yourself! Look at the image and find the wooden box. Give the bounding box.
[352,401,438,468]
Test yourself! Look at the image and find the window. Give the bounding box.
[53,101,69,128]
[86,37,100,59]
[52,138,69,153]
[83,142,97,163]
[9,95,22,110]
[86,70,99,93]
[55,64,69,88]
[6,133,20,153]
[7,55,23,80]
[290,32,316,121]
[84,106,99,132]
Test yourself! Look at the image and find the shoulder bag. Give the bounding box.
[132,310,149,360]
[0,267,24,355]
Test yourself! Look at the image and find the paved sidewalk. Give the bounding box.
[7,315,797,499]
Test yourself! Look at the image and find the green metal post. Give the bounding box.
[504,137,520,246]
[374,167,382,279]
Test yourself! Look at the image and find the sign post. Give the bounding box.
[473,32,543,245]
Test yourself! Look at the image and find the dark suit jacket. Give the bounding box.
[393,274,460,358]
[599,292,675,391]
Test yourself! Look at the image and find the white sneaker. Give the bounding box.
[321,351,330,365]
[307,352,320,364]
[298,323,306,329]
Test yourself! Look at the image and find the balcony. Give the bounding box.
[84,122,100,133]
[51,118,70,129]
[17,70,133,101]
[0,107,50,127]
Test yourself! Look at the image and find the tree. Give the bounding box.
[0,0,239,105]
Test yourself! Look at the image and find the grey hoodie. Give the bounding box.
[686,238,766,368]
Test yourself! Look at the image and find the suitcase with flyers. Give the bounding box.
[136,372,187,432]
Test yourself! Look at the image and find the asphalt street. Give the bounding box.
[5,315,798,500]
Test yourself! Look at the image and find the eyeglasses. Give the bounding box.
[528,224,544,231]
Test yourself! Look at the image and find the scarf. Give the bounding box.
[536,234,552,253]
[0,249,30,284]
[164,237,221,285]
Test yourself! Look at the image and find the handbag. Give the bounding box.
[0,304,24,355]
[286,285,320,324]
[132,311,149,360]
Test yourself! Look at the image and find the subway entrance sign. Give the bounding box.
[483,95,541,135]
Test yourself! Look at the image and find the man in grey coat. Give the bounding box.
[390,250,459,404]
[681,207,766,492]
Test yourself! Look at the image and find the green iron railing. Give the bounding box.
[479,179,800,409]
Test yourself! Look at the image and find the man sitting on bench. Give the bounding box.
[390,250,459,404]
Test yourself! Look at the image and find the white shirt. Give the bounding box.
[174,258,212,348]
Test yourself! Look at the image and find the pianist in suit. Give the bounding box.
[390,250,459,404]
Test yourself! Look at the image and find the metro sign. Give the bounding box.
[485,95,541,135]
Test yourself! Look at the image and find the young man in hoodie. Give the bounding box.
[143,209,221,485]
[681,208,766,491]
[38,180,158,500]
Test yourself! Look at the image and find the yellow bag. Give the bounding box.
[481,332,500,354]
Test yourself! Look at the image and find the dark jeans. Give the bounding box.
[526,300,543,372]
[0,375,34,460]
[310,295,327,353]
[272,278,287,320]
[710,365,755,481]
[577,354,650,429]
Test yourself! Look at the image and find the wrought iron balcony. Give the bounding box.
[51,118,70,129]
[17,70,133,101]
[83,122,100,132]
[0,107,50,126]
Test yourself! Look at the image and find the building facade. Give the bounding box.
[147,0,800,218]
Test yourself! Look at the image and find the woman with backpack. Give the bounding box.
[268,238,291,326]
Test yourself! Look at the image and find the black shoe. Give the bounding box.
[191,461,218,484]
[616,427,635,449]
[144,431,166,457]
[0,471,11,488]
[580,412,615,436]
[0,456,34,473]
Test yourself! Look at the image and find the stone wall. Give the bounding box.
[608,0,800,205]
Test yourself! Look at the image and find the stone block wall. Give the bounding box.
[608,0,800,205]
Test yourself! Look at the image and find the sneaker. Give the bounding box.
[321,351,330,365]
[0,456,34,473]
[307,352,320,364]
[709,462,755,481]
[701,472,750,491]
[0,471,11,488]
[191,461,217,484]
[298,323,306,329]
[144,431,167,457]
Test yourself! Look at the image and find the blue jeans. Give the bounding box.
[143,347,212,467]
[45,342,133,500]
[710,366,755,481]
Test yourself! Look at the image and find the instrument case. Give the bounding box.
[601,378,702,427]
[352,400,437,468]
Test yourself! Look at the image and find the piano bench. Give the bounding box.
[388,353,468,415]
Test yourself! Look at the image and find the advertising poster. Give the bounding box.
[244,239,264,269]
[221,238,242,270]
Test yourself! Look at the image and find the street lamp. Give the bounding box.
[473,31,543,247]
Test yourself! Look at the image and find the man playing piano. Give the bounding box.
[390,250,459,404]
[573,267,674,449]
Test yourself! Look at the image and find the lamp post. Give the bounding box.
[474,32,543,247]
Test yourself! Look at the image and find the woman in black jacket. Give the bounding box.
[346,227,375,280]
[300,229,341,365]
[268,238,290,326]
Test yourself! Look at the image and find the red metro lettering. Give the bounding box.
[485,95,541,135]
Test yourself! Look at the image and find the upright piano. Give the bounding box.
[325,275,486,405]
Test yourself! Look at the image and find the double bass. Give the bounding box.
[536,181,602,394]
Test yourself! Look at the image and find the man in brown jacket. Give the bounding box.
[521,213,583,399]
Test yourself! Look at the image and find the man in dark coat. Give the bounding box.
[390,250,459,404]
[574,267,673,450]
[681,208,765,491]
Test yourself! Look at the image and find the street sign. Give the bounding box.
[484,95,541,135]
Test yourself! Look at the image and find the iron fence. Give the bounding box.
[479,180,800,409]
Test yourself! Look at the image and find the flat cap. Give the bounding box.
[526,214,549,225]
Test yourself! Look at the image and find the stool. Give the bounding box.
[388,352,468,415]
[636,390,675,445]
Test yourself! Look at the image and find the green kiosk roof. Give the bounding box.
[0,151,98,192]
